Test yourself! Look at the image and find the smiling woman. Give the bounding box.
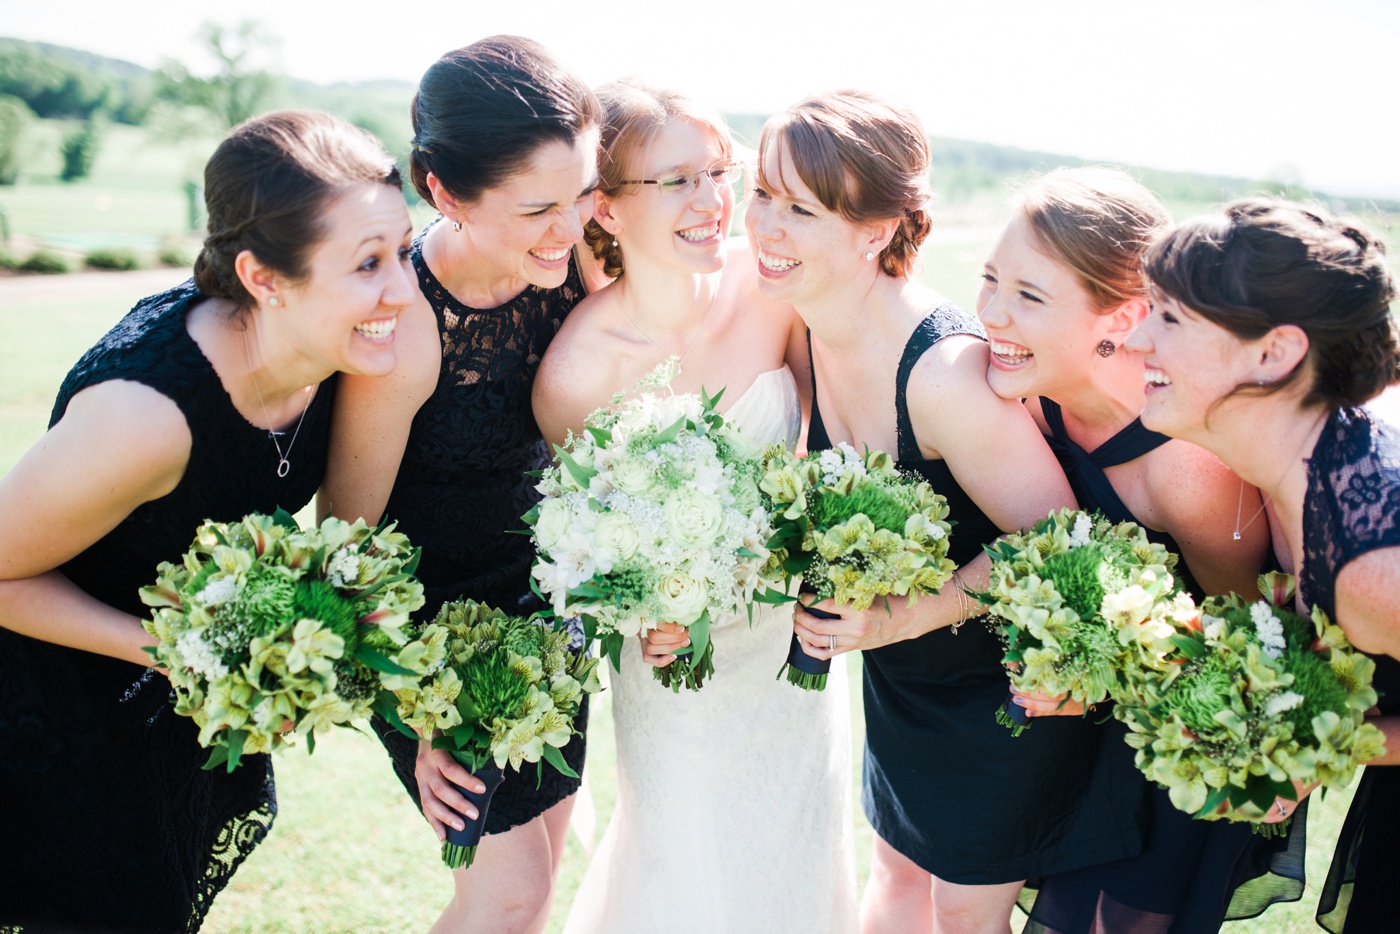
[0,109,414,933]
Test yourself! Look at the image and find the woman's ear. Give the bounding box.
[593,190,622,237]
[426,172,466,226]
[862,217,899,257]
[1256,323,1310,383]
[234,250,279,306]
[1104,297,1150,342]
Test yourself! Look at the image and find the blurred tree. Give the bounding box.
[157,21,280,129]
[0,94,35,185]
[60,115,101,182]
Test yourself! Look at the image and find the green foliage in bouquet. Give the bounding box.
[381,599,601,868]
[1117,573,1385,835]
[976,509,1193,734]
[141,510,431,772]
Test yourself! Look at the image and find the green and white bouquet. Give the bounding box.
[528,369,782,691]
[1117,572,1386,835]
[382,599,601,869]
[140,510,433,771]
[762,442,957,690]
[976,509,1194,734]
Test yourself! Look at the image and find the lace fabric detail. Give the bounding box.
[2,281,331,931]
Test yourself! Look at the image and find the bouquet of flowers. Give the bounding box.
[381,599,601,869]
[1117,572,1386,835]
[976,509,1194,735]
[527,370,782,692]
[140,510,433,771]
[762,442,957,690]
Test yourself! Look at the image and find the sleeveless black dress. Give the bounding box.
[1305,407,1400,934]
[0,280,336,933]
[1019,399,1306,933]
[371,228,588,833]
[808,306,1142,885]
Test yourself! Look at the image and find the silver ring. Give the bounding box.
[1276,800,1289,818]
[828,633,836,651]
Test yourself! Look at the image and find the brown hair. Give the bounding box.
[409,36,600,208]
[582,80,733,278]
[1146,198,1399,410]
[1015,167,1169,312]
[757,90,931,279]
[193,110,401,310]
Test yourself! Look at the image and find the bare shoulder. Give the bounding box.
[534,285,627,447]
[61,379,192,472]
[1142,439,1240,526]
[905,334,996,418]
[1335,547,1400,657]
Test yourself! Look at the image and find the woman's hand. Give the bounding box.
[1010,687,1091,718]
[414,740,487,841]
[640,621,689,668]
[1261,779,1320,825]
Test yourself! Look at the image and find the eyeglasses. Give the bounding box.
[617,160,741,196]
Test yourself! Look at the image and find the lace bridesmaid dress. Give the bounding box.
[0,280,336,932]
[813,308,1144,886]
[371,227,588,833]
[1304,407,1400,934]
[564,367,858,934]
[1017,399,1305,934]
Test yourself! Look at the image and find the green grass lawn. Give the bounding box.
[0,265,1360,933]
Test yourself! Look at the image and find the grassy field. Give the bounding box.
[0,263,1362,933]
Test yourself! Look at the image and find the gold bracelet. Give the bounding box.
[951,571,968,634]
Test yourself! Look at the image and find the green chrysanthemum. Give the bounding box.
[292,578,363,649]
[1039,545,1106,620]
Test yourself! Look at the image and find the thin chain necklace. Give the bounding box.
[1232,410,1329,541]
[618,280,719,369]
[241,329,313,479]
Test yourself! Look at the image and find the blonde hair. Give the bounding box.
[583,79,733,278]
[757,90,931,279]
[1014,167,1169,313]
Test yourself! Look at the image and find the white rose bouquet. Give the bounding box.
[975,509,1194,734]
[140,510,435,771]
[382,599,601,869]
[527,370,782,692]
[1117,573,1386,836]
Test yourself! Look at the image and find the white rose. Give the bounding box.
[594,513,641,565]
[653,573,711,625]
[665,489,724,549]
[533,499,571,551]
[612,459,656,496]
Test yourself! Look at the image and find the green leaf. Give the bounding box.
[541,743,579,779]
[306,730,317,755]
[555,447,598,488]
[1194,786,1230,819]
[652,415,686,445]
[354,644,416,676]
[602,632,625,673]
[1170,634,1208,659]
[686,612,711,673]
[751,587,794,606]
[736,547,761,558]
[225,729,248,773]
[202,745,230,771]
[402,546,422,577]
[271,508,300,532]
[585,425,612,447]
[372,691,415,739]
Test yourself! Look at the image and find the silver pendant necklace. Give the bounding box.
[242,329,313,478]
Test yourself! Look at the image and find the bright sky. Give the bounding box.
[8,0,1399,197]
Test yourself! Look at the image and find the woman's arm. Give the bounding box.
[0,381,190,665]
[1334,548,1400,660]
[317,299,439,524]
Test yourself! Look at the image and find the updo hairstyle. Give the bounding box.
[1146,198,1399,410]
[409,35,600,208]
[582,79,734,278]
[757,90,931,279]
[193,110,401,310]
[1015,167,1169,313]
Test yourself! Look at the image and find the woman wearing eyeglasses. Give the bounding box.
[321,37,601,933]
[533,79,858,933]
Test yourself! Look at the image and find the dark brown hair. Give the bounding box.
[193,110,401,309]
[408,36,601,207]
[582,79,732,278]
[757,90,931,279]
[1016,167,1169,313]
[1146,198,1399,409]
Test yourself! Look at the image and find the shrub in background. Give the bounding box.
[85,248,141,270]
[60,115,101,182]
[18,249,69,274]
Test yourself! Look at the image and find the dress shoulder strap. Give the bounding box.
[1039,396,1170,525]
[893,302,985,462]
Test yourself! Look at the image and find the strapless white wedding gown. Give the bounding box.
[564,367,857,934]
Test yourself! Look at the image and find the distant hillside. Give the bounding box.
[4,37,1396,214]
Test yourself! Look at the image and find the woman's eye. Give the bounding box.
[980,272,997,285]
[751,187,771,203]
[398,247,412,263]
[1019,290,1043,304]
[358,256,380,272]
[792,204,813,217]
[526,207,550,218]
[1162,311,1178,325]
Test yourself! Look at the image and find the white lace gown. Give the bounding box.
[564,367,858,934]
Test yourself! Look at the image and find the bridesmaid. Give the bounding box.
[744,91,1125,934]
[0,111,415,932]
[1126,198,1400,934]
[319,37,600,934]
[978,168,1303,932]
[533,79,856,933]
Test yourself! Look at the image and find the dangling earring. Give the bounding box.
[864,251,876,261]
[451,220,462,233]
[612,239,618,248]
[1096,340,1116,358]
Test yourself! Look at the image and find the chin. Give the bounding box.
[984,367,1029,402]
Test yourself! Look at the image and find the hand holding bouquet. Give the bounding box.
[976,509,1194,734]
[1117,572,1386,835]
[140,511,432,771]
[382,599,600,869]
[528,371,781,691]
[762,442,957,690]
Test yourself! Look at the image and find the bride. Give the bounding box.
[533,80,858,933]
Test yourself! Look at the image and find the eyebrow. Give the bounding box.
[356,234,387,249]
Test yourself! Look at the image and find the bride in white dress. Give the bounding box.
[533,80,857,934]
